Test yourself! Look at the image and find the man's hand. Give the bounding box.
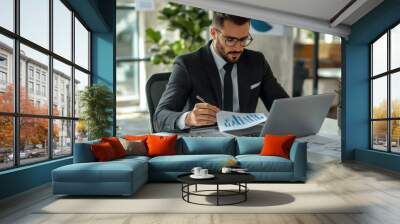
[185,103,220,127]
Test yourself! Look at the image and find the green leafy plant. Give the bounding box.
[79,84,114,140]
[146,2,211,65]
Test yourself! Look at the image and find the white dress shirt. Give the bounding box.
[176,42,240,130]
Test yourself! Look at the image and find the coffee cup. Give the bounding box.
[221,167,232,174]
[199,169,208,176]
[191,167,202,176]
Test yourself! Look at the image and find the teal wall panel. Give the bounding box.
[343,0,400,171]
[0,158,72,199]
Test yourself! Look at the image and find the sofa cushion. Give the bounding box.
[236,155,293,172]
[236,137,263,155]
[52,158,147,183]
[148,154,235,172]
[260,134,296,159]
[91,142,118,161]
[178,137,236,155]
[101,137,127,158]
[147,135,178,157]
[119,138,147,156]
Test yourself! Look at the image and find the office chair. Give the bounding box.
[145,72,171,133]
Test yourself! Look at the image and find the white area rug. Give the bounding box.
[38,183,361,214]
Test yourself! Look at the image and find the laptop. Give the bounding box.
[222,93,336,137]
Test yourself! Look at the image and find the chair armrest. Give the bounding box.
[289,141,307,181]
[73,140,100,163]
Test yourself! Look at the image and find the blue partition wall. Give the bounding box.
[343,0,400,171]
[0,0,116,199]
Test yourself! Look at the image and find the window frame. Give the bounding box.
[116,5,149,106]
[370,20,400,154]
[0,0,92,171]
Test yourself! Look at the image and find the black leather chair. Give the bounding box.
[145,72,171,133]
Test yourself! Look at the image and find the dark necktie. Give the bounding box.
[223,62,234,111]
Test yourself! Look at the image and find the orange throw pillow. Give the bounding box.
[260,134,296,159]
[101,137,127,158]
[124,135,148,141]
[91,142,117,162]
[146,135,177,157]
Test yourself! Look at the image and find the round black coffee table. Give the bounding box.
[177,173,255,206]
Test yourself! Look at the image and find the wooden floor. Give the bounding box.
[1,149,400,224]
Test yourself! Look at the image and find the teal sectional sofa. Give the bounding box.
[52,137,307,196]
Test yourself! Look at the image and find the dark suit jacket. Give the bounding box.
[153,41,289,132]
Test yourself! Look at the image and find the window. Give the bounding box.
[0,34,13,113]
[29,67,34,80]
[0,1,91,170]
[53,59,72,117]
[370,23,400,154]
[0,0,14,32]
[36,84,40,95]
[0,71,6,85]
[53,0,72,60]
[20,0,49,49]
[35,70,41,81]
[28,81,34,94]
[74,17,89,70]
[42,85,46,97]
[0,55,7,67]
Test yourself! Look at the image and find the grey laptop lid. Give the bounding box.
[260,94,336,137]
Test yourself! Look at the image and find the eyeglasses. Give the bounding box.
[215,29,253,47]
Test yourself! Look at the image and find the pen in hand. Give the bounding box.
[196,95,207,103]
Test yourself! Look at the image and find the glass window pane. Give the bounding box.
[372,33,387,76]
[391,72,400,118]
[74,69,89,118]
[53,0,72,60]
[75,18,89,70]
[0,35,14,113]
[391,120,400,153]
[20,0,49,49]
[20,117,49,165]
[116,10,138,58]
[20,44,49,115]
[75,120,88,143]
[0,0,14,31]
[53,119,72,158]
[372,121,388,151]
[391,24,400,70]
[53,59,72,117]
[116,62,139,102]
[372,77,387,119]
[0,116,14,170]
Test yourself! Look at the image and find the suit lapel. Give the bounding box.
[237,52,250,112]
[202,41,222,108]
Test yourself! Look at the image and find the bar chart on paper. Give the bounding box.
[216,111,267,132]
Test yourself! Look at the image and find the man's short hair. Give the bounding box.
[212,12,250,28]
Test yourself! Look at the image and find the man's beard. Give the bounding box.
[214,39,242,63]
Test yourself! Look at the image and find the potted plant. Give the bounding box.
[79,84,114,140]
[145,2,211,65]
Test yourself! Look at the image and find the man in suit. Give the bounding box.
[154,12,289,132]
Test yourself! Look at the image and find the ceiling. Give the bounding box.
[170,0,384,38]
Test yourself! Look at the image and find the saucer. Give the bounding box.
[190,174,215,179]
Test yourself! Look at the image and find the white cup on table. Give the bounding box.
[200,169,208,176]
[191,167,202,176]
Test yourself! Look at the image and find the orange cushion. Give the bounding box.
[91,142,117,162]
[259,134,296,159]
[124,135,148,141]
[146,135,177,157]
[101,137,127,158]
